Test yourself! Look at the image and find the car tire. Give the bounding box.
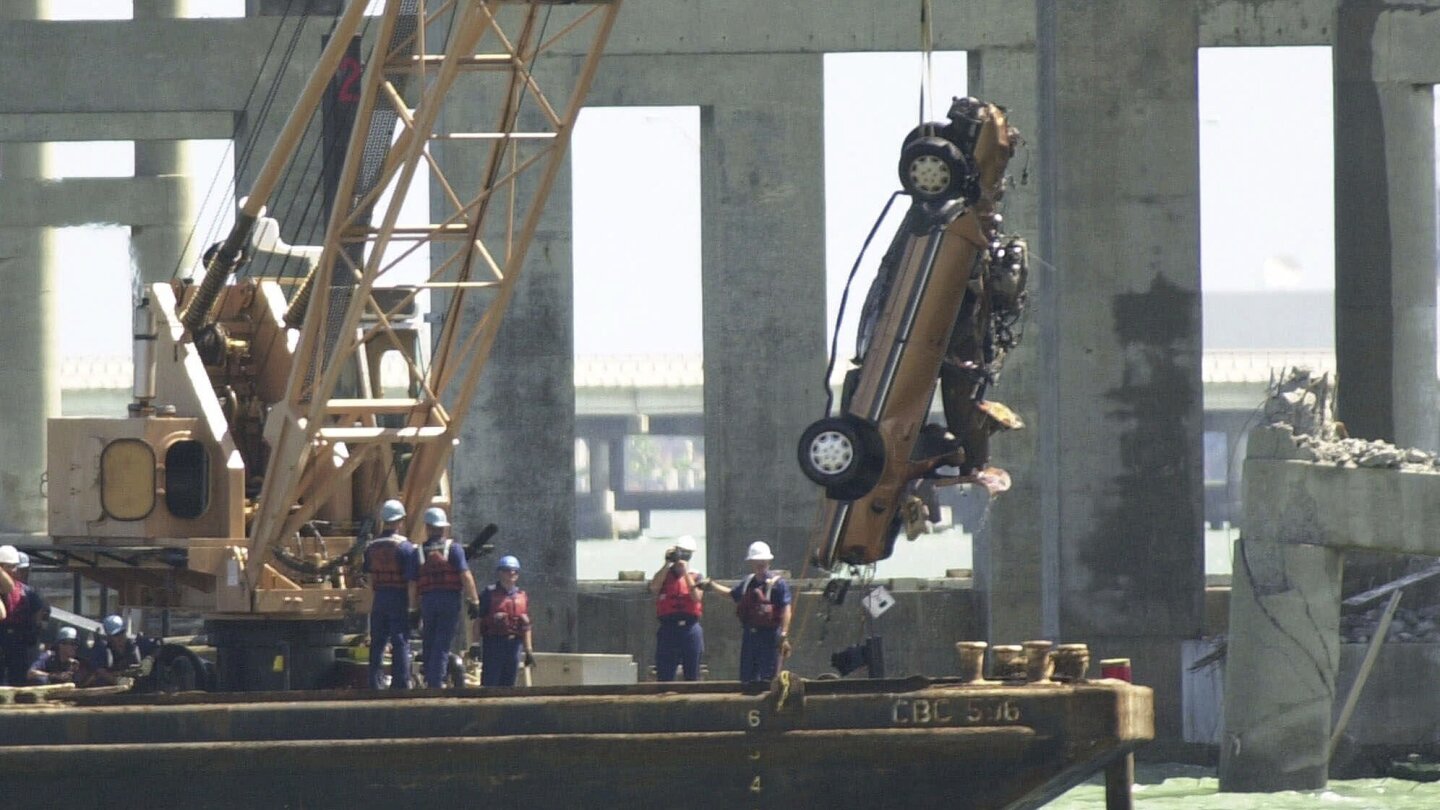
[798,415,883,498]
[898,135,970,203]
[902,121,948,149]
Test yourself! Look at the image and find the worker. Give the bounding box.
[649,536,706,681]
[416,507,480,688]
[27,626,83,685]
[84,614,141,687]
[729,541,793,684]
[0,545,49,686]
[474,555,533,687]
[362,498,420,689]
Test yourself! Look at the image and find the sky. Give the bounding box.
[22,4,1425,366]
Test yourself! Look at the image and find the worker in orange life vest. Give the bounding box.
[417,507,480,688]
[729,541,792,684]
[362,499,419,689]
[648,536,707,681]
[475,555,533,687]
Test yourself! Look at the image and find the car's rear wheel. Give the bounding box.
[898,135,969,203]
[798,415,883,499]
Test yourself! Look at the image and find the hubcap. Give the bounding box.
[908,155,951,194]
[809,430,855,476]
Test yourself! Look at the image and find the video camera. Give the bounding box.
[665,547,694,564]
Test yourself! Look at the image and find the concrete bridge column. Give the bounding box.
[965,19,1053,646]
[697,59,827,579]
[1038,0,1205,741]
[1219,537,1343,791]
[1334,4,1439,451]
[132,141,199,283]
[132,1,200,283]
[0,2,57,536]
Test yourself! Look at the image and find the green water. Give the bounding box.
[1049,765,1440,809]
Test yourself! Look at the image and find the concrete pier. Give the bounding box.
[0,0,56,536]
[1220,422,1440,790]
[1040,0,1206,741]
[1219,538,1343,791]
[1333,1,1439,452]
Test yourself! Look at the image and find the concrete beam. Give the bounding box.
[0,112,235,143]
[0,18,330,114]
[553,0,1035,55]
[1199,0,1336,46]
[1243,457,1440,555]
[0,176,191,227]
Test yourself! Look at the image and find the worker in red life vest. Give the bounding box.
[362,499,420,689]
[729,541,792,684]
[648,536,707,681]
[475,555,533,687]
[0,545,49,686]
[417,507,480,688]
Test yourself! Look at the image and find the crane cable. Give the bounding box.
[919,0,935,126]
[170,0,311,281]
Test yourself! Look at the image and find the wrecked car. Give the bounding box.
[800,96,1029,567]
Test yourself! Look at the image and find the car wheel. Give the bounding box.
[898,135,970,203]
[798,415,883,498]
[902,121,948,149]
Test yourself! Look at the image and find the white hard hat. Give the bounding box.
[423,507,450,527]
[674,535,698,553]
[101,615,126,637]
[0,545,18,566]
[56,627,78,643]
[745,541,774,562]
[380,499,406,523]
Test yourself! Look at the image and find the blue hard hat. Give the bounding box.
[101,615,126,637]
[497,555,520,572]
[380,499,406,523]
[423,507,450,527]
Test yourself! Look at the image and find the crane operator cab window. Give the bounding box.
[164,440,210,520]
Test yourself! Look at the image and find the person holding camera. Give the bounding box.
[649,536,707,682]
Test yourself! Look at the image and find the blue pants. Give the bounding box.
[481,635,523,687]
[739,626,780,683]
[368,594,411,690]
[0,640,29,687]
[420,591,461,688]
[654,619,703,682]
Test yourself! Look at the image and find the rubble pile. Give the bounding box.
[1261,367,1440,472]
[1341,604,1440,644]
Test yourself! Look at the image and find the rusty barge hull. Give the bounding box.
[0,677,1152,809]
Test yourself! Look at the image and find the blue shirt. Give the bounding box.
[28,649,80,684]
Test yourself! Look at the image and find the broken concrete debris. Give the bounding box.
[1253,368,1440,472]
[1342,604,1440,644]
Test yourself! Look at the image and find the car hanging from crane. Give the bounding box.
[801,96,1029,568]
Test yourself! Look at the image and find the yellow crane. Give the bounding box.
[44,0,619,687]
